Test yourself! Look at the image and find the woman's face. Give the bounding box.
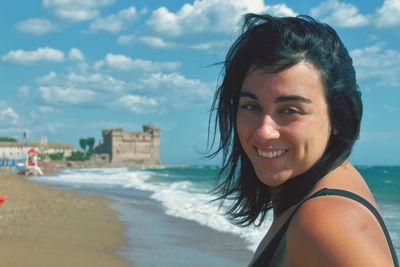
[236,62,332,187]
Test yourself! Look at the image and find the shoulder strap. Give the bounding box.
[312,188,399,266]
[251,188,399,267]
[251,189,330,267]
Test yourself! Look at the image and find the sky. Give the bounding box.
[0,0,399,165]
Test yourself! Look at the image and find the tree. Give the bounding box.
[49,152,64,161]
[79,138,87,152]
[86,137,95,155]
[0,136,17,142]
[66,151,88,161]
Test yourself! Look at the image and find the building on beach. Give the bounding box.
[0,141,74,161]
[42,143,74,157]
[94,124,160,166]
[0,142,25,160]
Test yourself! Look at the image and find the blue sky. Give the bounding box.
[0,0,399,165]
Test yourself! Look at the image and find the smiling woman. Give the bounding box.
[237,63,331,188]
[208,13,399,267]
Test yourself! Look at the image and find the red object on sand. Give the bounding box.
[28,157,35,166]
[27,148,37,154]
[0,195,7,206]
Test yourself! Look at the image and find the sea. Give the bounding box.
[30,165,400,266]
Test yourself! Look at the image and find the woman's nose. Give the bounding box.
[255,115,280,140]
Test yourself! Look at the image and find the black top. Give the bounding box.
[250,188,399,267]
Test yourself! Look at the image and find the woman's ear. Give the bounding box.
[332,128,338,135]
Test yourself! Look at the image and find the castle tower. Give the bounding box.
[143,124,160,164]
[95,125,160,166]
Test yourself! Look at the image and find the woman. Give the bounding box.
[208,14,399,266]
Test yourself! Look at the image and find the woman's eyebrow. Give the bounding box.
[275,95,312,104]
[239,91,258,100]
[239,92,312,104]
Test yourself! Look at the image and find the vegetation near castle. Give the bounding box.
[86,137,95,154]
[0,136,17,142]
[49,152,64,161]
[79,137,95,155]
[79,138,87,151]
[66,151,88,161]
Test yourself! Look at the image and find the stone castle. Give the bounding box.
[95,124,160,166]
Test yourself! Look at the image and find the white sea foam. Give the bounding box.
[31,168,144,187]
[148,179,270,251]
[31,167,400,254]
[31,168,269,251]
[125,170,269,250]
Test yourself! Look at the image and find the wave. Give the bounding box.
[30,168,269,251]
[32,167,399,254]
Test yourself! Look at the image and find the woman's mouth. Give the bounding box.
[257,148,287,159]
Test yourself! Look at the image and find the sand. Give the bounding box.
[0,171,131,267]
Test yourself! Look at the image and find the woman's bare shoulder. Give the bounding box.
[285,193,394,267]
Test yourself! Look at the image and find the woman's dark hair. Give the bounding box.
[208,13,363,226]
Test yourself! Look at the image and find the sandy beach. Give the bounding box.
[0,170,131,267]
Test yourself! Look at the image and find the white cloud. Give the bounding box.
[37,70,126,92]
[375,0,400,28]
[146,0,296,37]
[351,44,400,86]
[43,0,115,21]
[264,3,298,17]
[18,86,30,97]
[139,36,173,48]
[310,0,369,27]
[68,48,85,61]
[36,71,58,83]
[38,106,56,113]
[89,6,137,32]
[135,72,212,102]
[39,86,95,104]
[94,61,105,70]
[16,18,57,36]
[137,36,226,50]
[74,62,90,73]
[98,53,180,72]
[117,34,135,46]
[146,6,182,36]
[66,72,126,92]
[0,103,19,125]
[112,95,158,113]
[367,34,380,42]
[2,47,64,65]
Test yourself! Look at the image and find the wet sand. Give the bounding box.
[0,171,131,267]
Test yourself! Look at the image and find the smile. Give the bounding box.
[257,148,286,159]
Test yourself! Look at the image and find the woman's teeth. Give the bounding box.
[257,148,285,158]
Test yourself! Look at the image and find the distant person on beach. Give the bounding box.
[208,14,399,266]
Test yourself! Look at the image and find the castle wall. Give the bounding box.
[96,125,160,166]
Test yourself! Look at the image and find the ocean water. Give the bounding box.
[30,165,400,265]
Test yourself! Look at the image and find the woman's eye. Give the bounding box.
[281,107,301,115]
[240,103,261,112]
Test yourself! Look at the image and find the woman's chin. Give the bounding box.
[256,172,292,187]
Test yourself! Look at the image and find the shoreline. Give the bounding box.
[38,160,192,175]
[89,186,255,267]
[0,170,131,267]
[31,166,256,266]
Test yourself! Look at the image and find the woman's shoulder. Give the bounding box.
[284,189,394,266]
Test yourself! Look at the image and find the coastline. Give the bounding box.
[40,159,191,174]
[25,165,256,266]
[0,170,131,267]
